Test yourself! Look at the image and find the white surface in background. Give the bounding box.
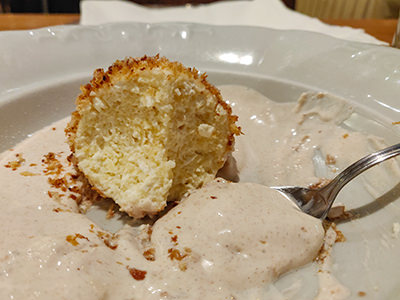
[80,0,386,45]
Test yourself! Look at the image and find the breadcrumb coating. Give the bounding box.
[65,55,240,218]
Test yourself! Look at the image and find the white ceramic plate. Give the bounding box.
[1,23,400,299]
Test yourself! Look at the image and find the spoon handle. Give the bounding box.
[321,143,400,216]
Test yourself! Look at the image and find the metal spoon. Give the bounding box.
[272,143,400,219]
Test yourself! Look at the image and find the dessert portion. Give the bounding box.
[66,56,240,218]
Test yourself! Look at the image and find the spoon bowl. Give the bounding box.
[272,143,400,219]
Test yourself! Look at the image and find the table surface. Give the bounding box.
[0,13,397,44]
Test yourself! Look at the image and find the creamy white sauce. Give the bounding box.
[1,85,396,299]
[145,179,324,299]
[221,86,377,187]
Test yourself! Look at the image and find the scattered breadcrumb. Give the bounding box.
[309,179,331,190]
[42,152,64,176]
[90,226,119,250]
[127,266,147,280]
[66,233,90,246]
[325,154,336,165]
[143,248,155,261]
[168,248,190,261]
[20,171,40,176]
[106,203,117,219]
[327,205,354,222]
[4,153,25,170]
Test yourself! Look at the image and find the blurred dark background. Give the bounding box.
[1,0,80,12]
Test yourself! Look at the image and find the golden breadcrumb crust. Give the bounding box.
[66,55,240,150]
